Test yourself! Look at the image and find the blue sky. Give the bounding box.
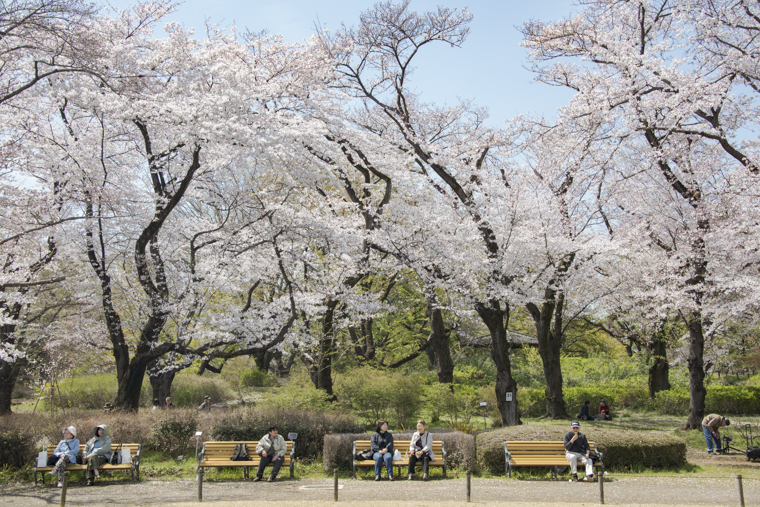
[104,1,579,124]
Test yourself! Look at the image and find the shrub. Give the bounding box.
[150,411,198,455]
[0,429,34,468]
[322,430,476,473]
[476,425,686,474]
[170,374,235,407]
[260,371,336,412]
[335,368,422,428]
[240,369,277,388]
[211,406,362,459]
[42,373,152,410]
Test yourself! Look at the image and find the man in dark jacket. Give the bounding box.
[564,421,594,482]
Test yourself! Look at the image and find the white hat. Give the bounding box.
[64,426,77,438]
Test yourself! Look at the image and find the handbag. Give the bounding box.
[588,452,601,464]
[110,444,123,465]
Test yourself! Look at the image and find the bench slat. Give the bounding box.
[504,440,603,479]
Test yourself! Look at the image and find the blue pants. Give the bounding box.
[702,425,721,452]
[373,452,393,477]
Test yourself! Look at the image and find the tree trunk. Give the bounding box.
[683,315,707,429]
[253,350,275,372]
[427,302,454,384]
[0,357,23,415]
[475,300,519,426]
[149,367,176,404]
[115,356,149,409]
[527,292,568,420]
[648,330,670,399]
[315,300,338,400]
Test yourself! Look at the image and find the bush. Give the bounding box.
[240,369,278,388]
[0,429,34,468]
[43,373,152,410]
[476,425,686,474]
[322,430,476,473]
[260,370,336,412]
[335,368,422,428]
[211,406,362,459]
[150,411,198,455]
[170,374,235,407]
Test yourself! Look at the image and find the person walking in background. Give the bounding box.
[579,400,596,420]
[48,426,79,488]
[407,419,434,481]
[564,421,594,482]
[165,396,174,409]
[83,425,111,486]
[371,420,394,481]
[702,414,730,454]
[598,400,611,420]
[197,395,212,411]
[254,425,287,482]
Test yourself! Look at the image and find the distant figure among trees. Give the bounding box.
[579,400,596,421]
[598,400,610,420]
[198,395,212,411]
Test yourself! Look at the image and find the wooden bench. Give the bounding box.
[197,440,295,481]
[503,440,603,479]
[34,443,142,485]
[352,439,447,479]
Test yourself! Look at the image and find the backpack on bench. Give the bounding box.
[231,443,252,461]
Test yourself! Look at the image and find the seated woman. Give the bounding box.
[407,419,434,481]
[83,424,111,486]
[598,399,611,420]
[48,426,79,488]
[579,400,596,420]
[371,420,394,481]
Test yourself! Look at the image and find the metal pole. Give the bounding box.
[197,468,203,503]
[466,470,471,502]
[737,474,745,507]
[598,471,604,504]
[334,468,339,502]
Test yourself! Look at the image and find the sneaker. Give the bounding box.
[267,475,277,483]
[407,474,413,481]
[253,476,262,482]
[422,474,429,481]
[388,475,394,481]
[57,482,63,488]
[570,474,579,482]
[584,475,595,482]
[374,475,380,481]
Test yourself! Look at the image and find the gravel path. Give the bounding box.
[0,475,757,506]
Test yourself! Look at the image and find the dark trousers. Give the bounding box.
[408,453,430,475]
[257,454,284,478]
[85,455,108,479]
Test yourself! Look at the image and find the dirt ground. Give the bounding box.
[1,474,757,506]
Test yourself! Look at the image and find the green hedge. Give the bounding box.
[519,386,760,417]
[211,407,362,459]
[323,430,476,473]
[476,425,686,474]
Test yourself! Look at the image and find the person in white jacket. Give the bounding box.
[254,425,287,482]
[407,420,435,480]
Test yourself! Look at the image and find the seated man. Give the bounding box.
[579,400,596,420]
[254,425,287,482]
[598,399,611,420]
[197,395,212,411]
[702,414,730,454]
[564,421,594,482]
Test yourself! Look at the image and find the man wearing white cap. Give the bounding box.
[564,421,594,482]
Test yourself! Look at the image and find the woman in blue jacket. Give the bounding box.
[48,426,79,488]
[370,420,394,481]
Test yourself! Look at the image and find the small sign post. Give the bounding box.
[505,392,513,402]
[479,401,487,429]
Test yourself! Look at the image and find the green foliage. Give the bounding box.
[421,383,481,426]
[45,373,151,410]
[476,425,686,474]
[0,429,33,469]
[150,412,198,455]
[211,406,362,459]
[335,368,421,428]
[240,368,278,388]
[170,373,234,407]
[261,368,337,412]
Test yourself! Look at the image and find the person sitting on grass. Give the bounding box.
[83,425,111,486]
[564,421,594,482]
[598,400,611,420]
[408,419,434,481]
[48,426,79,488]
[371,419,394,481]
[254,425,287,482]
[197,395,212,411]
[579,400,596,420]
[702,413,730,455]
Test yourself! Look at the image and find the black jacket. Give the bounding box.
[564,430,590,454]
[370,431,394,454]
